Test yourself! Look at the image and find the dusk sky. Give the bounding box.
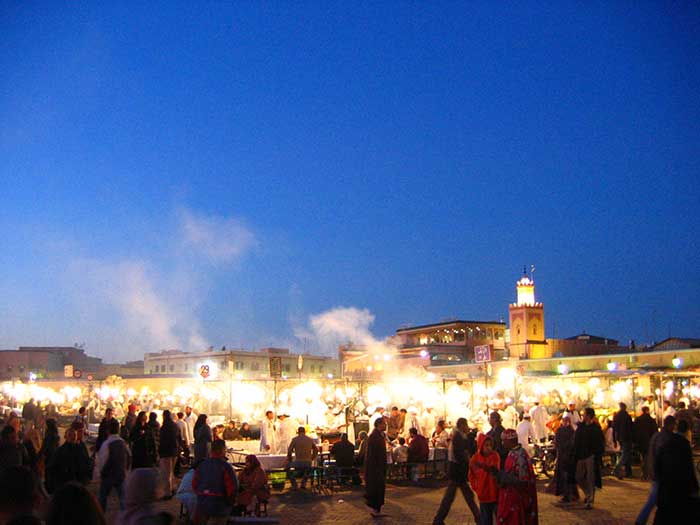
[1,3,698,362]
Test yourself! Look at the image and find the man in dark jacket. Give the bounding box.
[159,410,180,498]
[95,407,115,452]
[46,427,91,491]
[574,407,605,510]
[653,425,700,523]
[330,433,355,468]
[432,418,480,525]
[97,418,130,511]
[612,402,634,479]
[21,399,37,427]
[634,406,658,480]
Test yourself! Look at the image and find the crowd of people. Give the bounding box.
[359,399,700,525]
[0,403,272,524]
[0,394,698,524]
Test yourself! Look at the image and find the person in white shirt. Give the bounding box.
[392,437,409,463]
[403,407,422,438]
[516,413,538,456]
[276,413,297,454]
[420,407,437,438]
[260,410,278,452]
[662,400,676,420]
[183,406,196,451]
[431,420,450,448]
[503,403,519,430]
[528,401,549,443]
[368,406,386,431]
[563,402,581,431]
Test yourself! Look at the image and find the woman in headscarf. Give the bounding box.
[118,468,173,525]
[130,412,157,468]
[236,454,270,516]
[496,429,538,525]
[552,415,578,503]
[193,414,212,466]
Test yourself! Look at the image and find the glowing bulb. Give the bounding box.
[607,361,618,372]
[557,363,569,375]
[672,356,682,369]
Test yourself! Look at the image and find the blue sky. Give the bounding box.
[1,3,698,362]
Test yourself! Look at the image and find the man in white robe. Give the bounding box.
[276,413,297,454]
[528,401,548,443]
[516,413,538,456]
[260,410,277,453]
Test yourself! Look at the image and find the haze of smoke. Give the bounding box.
[306,306,396,356]
[180,209,257,263]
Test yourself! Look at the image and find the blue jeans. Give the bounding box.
[615,441,633,477]
[99,479,125,511]
[635,481,658,525]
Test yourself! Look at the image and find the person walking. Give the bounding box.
[433,417,480,525]
[653,420,700,523]
[130,411,157,469]
[574,407,605,510]
[612,402,634,479]
[364,417,388,517]
[494,429,538,525]
[158,410,179,498]
[635,415,677,525]
[552,415,578,503]
[634,406,658,480]
[486,411,507,468]
[97,419,131,512]
[529,401,549,443]
[469,434,500,525]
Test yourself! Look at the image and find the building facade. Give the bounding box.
[144,347,341,380]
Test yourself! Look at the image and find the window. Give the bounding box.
[184,364,188,372]
[533,324,538,335]
[319,365,324,373]
[283,364,291,372]
[311,365,316,373]
[169,365,174,372]
[251,362,260,371]
[235,361,244,370]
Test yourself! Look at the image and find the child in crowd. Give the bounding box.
[469,434,501,525]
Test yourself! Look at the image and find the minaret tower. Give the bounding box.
[508,266,549,358]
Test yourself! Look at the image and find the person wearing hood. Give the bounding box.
[432,418,480,525]
[495,429,538,525]
[118,467,173,525]
[469,434,501,525]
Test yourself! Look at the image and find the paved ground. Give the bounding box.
[100,474,653,525]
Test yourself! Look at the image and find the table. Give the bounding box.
[226,440,261,454]
[229,452,288,470]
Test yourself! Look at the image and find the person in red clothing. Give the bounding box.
[407,427,429,482]
[495,429,538,525]
[469,434,501,525]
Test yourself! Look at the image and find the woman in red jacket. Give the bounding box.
[469,434,501,525]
